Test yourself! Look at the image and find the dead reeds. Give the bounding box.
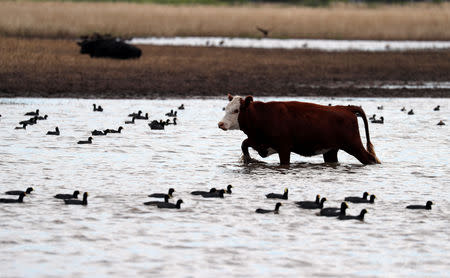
[0,1,449,40]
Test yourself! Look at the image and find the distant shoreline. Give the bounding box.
[1,37,449,98]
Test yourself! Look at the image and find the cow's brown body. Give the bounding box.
[238,96,380,165]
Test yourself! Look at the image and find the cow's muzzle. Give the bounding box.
[218,122,227,130]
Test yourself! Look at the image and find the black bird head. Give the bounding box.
[315,194,321,204]
[426,201,434,209]
[275,202,282,211]
[168,188,175,197]
[26,187,34,194]
[370,195,377,203]
[73,190,80,197]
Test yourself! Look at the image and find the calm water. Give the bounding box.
[1,97,449,278]
[130,37,450,51]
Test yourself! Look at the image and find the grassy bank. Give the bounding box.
[0,1,449,40]
[1,37,449,98]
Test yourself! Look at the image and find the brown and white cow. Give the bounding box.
[218,94,380,166]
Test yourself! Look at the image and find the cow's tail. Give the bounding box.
[346,106,381,164]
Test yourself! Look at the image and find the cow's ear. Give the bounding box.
[240,95,253,110]
[227,94,233,101]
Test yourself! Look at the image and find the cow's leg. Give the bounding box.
[241,138,252,163]
[278,148,291,166]
[323,149,339,163]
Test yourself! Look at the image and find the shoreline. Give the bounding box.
[1,37,449,99]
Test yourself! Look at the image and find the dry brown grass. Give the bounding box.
[0,1,449,40]
[1,37,449,98]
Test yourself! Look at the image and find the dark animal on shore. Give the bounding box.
[5,187,34,195]
[47,127,60,136]
[406,201,433,210]
[54,190,80,199]
[77,34,141,59]
[125,117,135,124]
[15,123,27,130]
[77,137,93,144]
[256,202,282,214]
[266,188,288,200]
[0,193,26,203]
[319,202,348,217]
[93,104,103,112]
[91,130,106,136]
[104,127,123,134]
[437,120,445,126]
[25,109,39,116]
[219,94,380,166]
[149,120,164,130]
[408,109,414,115]
[371,116,384,124]
[178,104,185,110]
[256,26,269,37]
[434,105,440,111]
[338,209,367,221]
[149,188,175,199]
[64,192,88,205]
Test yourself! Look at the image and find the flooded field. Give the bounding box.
[130,37,450,51]
[0,97,449,277]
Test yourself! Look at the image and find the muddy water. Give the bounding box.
[0,97,449,277]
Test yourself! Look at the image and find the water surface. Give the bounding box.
[1,97,449,277]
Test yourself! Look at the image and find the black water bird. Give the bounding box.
[319,202,348,217]
[135,113,149,120]
[104,126,123,134]
[25,109,39,116]
[64,192,88,205]
[256,202,282,214]
[15,123,27,130]
[408,109,414,115]
[377,105,384,110]
[371,116,384,124]
[77,137,93,144]
[37,115,48,120]
[5,187,34,195]
[295,194,320,207]
[256,26,269,37]
[434,105,440,111]
[46,127,60,135]
[266,188,288,200]
[91,130,106,136]
[437,120,445,126]
[338,209,367,221]
[406,201,433,210]
[369,114,376,121]
[201,189,225,198]
[54,190,80,199]
[149,188,175,199]
[0,193,26,203]
[345,192,370,203]
[149,120,164,130]
[93,104,103,112]
[19,117,37,125]
[128,110,142,117]
[178,104,184,110]
[224,185,233,194]
[401,107,406,112]
[144,195,170,206]
[298,197,327,209]
[157,199,183,209]
[191,188,216,195]
[125,117,135,124]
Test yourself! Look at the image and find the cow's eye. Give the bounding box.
[233,109,239,113]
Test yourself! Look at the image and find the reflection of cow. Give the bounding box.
[77,34,141,59]
[218,94,380,166]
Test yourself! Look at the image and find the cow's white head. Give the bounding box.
[218,94,243,131]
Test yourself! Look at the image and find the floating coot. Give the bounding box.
[320,202,348,217]
[295,194,320,207]
[191,188,216,195]
[256,202,282,214]
[25,109,39,116]
[344,192,370,203]
[149,188,175,199]
[266,188,288,200]
[54,190,80,199]
[46,127,60,136]
[64,192,88,205]
[77,137,93,144]
[338,209,367,221]
[157,199,183,209]
[5,187,34,195]
[0,192,26,203]
[406,201,433,210]
[144,195,170,206]
[298,197,327,209]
